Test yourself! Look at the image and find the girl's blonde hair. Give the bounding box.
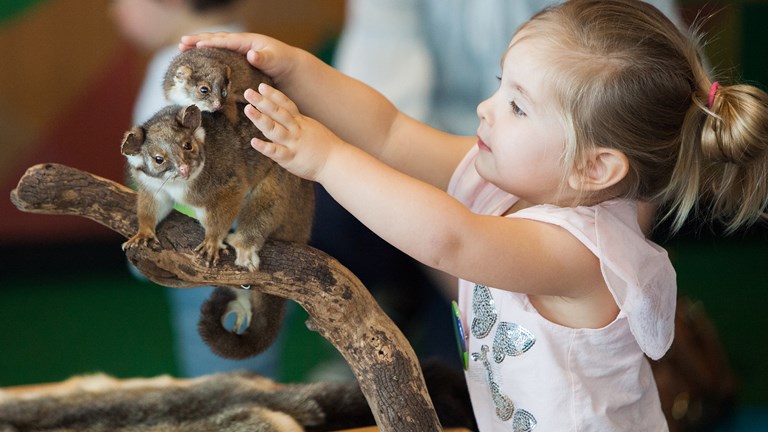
[517,0,768,233]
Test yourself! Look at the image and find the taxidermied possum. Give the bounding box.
[0,371,359,432]
[121,103,314,359]
[0,360,477,432]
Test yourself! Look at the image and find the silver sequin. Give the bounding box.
[471,284,497,339]
[512,409,537,432]
[493,321,536,363]
[474,345,515,421]
[491,381,515,421]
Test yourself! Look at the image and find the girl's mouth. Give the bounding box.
[477,137,491,152]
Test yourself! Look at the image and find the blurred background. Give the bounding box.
[0,0,766,431]
[0,0,345,393]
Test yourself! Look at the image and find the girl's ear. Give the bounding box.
[567,147,629,192]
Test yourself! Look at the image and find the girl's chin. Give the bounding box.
[473,157,490,179]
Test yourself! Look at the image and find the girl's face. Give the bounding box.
[475,37,569,206]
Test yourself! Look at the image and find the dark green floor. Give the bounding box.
[1,232,766,430]
[0,271,178,384]
[0,239,178,384]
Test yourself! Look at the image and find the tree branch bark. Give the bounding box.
[10,163,442,432]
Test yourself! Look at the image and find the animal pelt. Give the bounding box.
[0,371,368,432]
[0,361,476,432]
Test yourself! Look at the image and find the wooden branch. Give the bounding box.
[10,163,442,432]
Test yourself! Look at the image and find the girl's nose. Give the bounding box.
[477,98,492,125]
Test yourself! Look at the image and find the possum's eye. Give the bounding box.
[154,156,165,164]
[182,142,192,151]
[199,85,210,94]
[221,89,228,98]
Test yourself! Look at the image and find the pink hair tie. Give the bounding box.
[707,81,720,108]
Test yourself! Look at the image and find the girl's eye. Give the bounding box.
[199,86,210,94]
[510,100,527,117]
[154,155,164,164]
[182,142,192,151]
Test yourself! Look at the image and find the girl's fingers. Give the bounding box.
[246,49,267,70]
[179,35,200,51]
[182,32,255,54]
[251,138,291,164]
[244,103,289,142]
[243,88,260,106]
[246,49,278,73]
[245,86,297,130]
[251,137,275,156]
[257,83,298,113]
[180,33,282,77]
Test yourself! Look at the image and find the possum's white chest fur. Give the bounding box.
[166,85,198,107]
[133,171,204,219]
[135,172,187,202]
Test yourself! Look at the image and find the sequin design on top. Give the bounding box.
[470,284,537,431]
[493,322,536,363]
[471,283,497,339]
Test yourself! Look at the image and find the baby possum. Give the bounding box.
[122,104,314,359]
[164,47,274,124]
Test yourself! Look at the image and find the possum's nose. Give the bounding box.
[178,164,190,178]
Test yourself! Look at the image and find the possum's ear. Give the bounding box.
[179,104,202,130]
[174,65,192,82]
[121,127,145,156]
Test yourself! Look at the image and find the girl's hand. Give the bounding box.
[179,32,300,86]
[245,83,344,183]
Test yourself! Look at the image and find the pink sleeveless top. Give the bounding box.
[447,147,675,431]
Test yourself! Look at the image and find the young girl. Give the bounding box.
[181,0,768,429]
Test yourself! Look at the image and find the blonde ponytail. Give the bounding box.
[698,83,768,232]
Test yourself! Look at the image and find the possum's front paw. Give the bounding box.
[195,237,228,266]
[122,229,159,251]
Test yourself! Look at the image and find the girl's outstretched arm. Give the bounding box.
[246,84,603,301]
[181,32,469,189]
